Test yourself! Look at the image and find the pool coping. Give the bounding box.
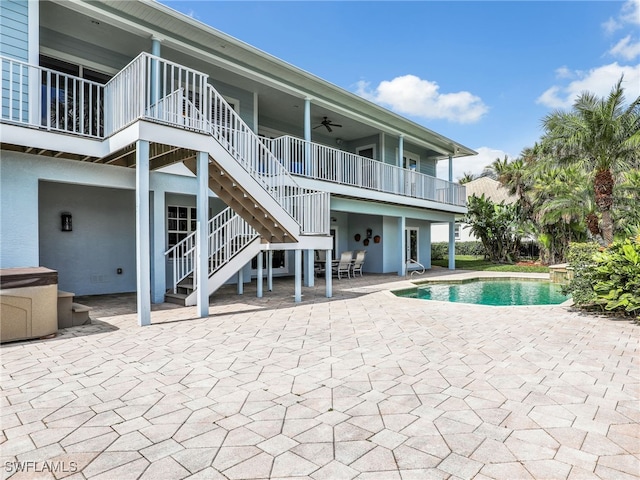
[388,270,575,307]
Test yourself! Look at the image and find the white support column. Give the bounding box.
[256,252,263,298]
[398,216,406,276]
[136,140,151,326]
[448,221,456,270]
[304,98,311,174]
[28,0,39,124]
[150,37,162,106]
[151,188,166,304]
[303,249,314,287]
[196,151,209,318]
[325,249,332,298]
[267,250,273,291]
[448,154,454,205]
[294,249,302,303]
[398,134,404,167]
[237,268,244,295]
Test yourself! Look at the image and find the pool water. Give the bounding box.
[394,278,571,306]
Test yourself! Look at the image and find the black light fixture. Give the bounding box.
[61,212,72,232]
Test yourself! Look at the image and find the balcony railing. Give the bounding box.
[2,54,464,209]
[269,136,466,207]
[1,56,104,138]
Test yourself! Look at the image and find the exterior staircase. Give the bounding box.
[150,65,330,305]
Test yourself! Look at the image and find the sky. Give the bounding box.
[161,0,640,180]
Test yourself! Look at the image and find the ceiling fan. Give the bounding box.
[313,117,342,133]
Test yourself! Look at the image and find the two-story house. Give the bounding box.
[0,0,474,325]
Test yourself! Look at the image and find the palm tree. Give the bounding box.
[458,172,476,184]
[541,77,640,244]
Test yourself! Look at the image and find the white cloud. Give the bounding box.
[609,35,640,60]
[621,0,640,25]
[555,66,574,79]
[603,0,640,33]
[356,75,488,124]
[537,63,640,109]
[437,147,511,181]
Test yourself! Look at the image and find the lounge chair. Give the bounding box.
[351,250,366,277]
[332,251,353,279]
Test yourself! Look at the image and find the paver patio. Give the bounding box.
[1,271,639,479]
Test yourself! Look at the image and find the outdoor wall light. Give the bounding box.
[61,212,72,232]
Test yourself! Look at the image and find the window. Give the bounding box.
[251,251,286,270]
[167,205,197,249]
[455,224,461,240]
[39,55,110,136]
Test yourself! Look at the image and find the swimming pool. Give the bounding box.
[394,278,571,306]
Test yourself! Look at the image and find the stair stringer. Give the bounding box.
[183,236,262,306]
[183,138,301,244]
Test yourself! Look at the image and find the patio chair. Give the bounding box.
[314,250,327,277]
[351,250,366,277]
[332,251,353,279]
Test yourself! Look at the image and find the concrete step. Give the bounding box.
[165,292,188,306]
[71,302,91,326]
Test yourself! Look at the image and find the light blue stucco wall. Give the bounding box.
[39,181,137,295]
[0,151,217,295]
[382,216,399,273]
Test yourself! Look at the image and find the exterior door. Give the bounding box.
[405,228,418,262]
[404,155,418,196]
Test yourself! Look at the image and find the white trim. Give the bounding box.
[39,47,119,76]
[28,0,39,64]
[356,144,377,160]
[405,227,419,265]
[224,95,240,114]
[253,91,258,132]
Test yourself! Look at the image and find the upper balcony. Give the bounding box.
[1,53,465,209]
[266,136,466,207]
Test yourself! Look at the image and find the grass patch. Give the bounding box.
[432,255,549,273]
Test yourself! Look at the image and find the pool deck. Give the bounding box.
[1,270,639,479]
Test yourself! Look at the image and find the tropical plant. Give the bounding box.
[540,77,640,245]
[562,242,601,306]
[592,237,640,318]
[464,194,523,263]
[458,172,476,185]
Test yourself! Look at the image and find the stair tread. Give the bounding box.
[71,303,91,313]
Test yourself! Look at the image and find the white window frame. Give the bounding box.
[356,144,377,160]
[251,250,289,275]
[405,227,419,263]
[167,204,197,250]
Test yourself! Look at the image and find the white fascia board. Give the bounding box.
[293,176,467,215]
[266,236,333,251]
[0,123,107,157]
[330,197,462,223]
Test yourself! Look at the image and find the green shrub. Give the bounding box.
[563,242,600,306]
[456,241,485,256]
[431,243,447,261]
[431,241,484,261]
[591,238,640,316]
[565,238,640,319]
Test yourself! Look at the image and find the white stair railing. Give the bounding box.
[164,207,258,294]
[202,84,329,235]
[104,53,330,237]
